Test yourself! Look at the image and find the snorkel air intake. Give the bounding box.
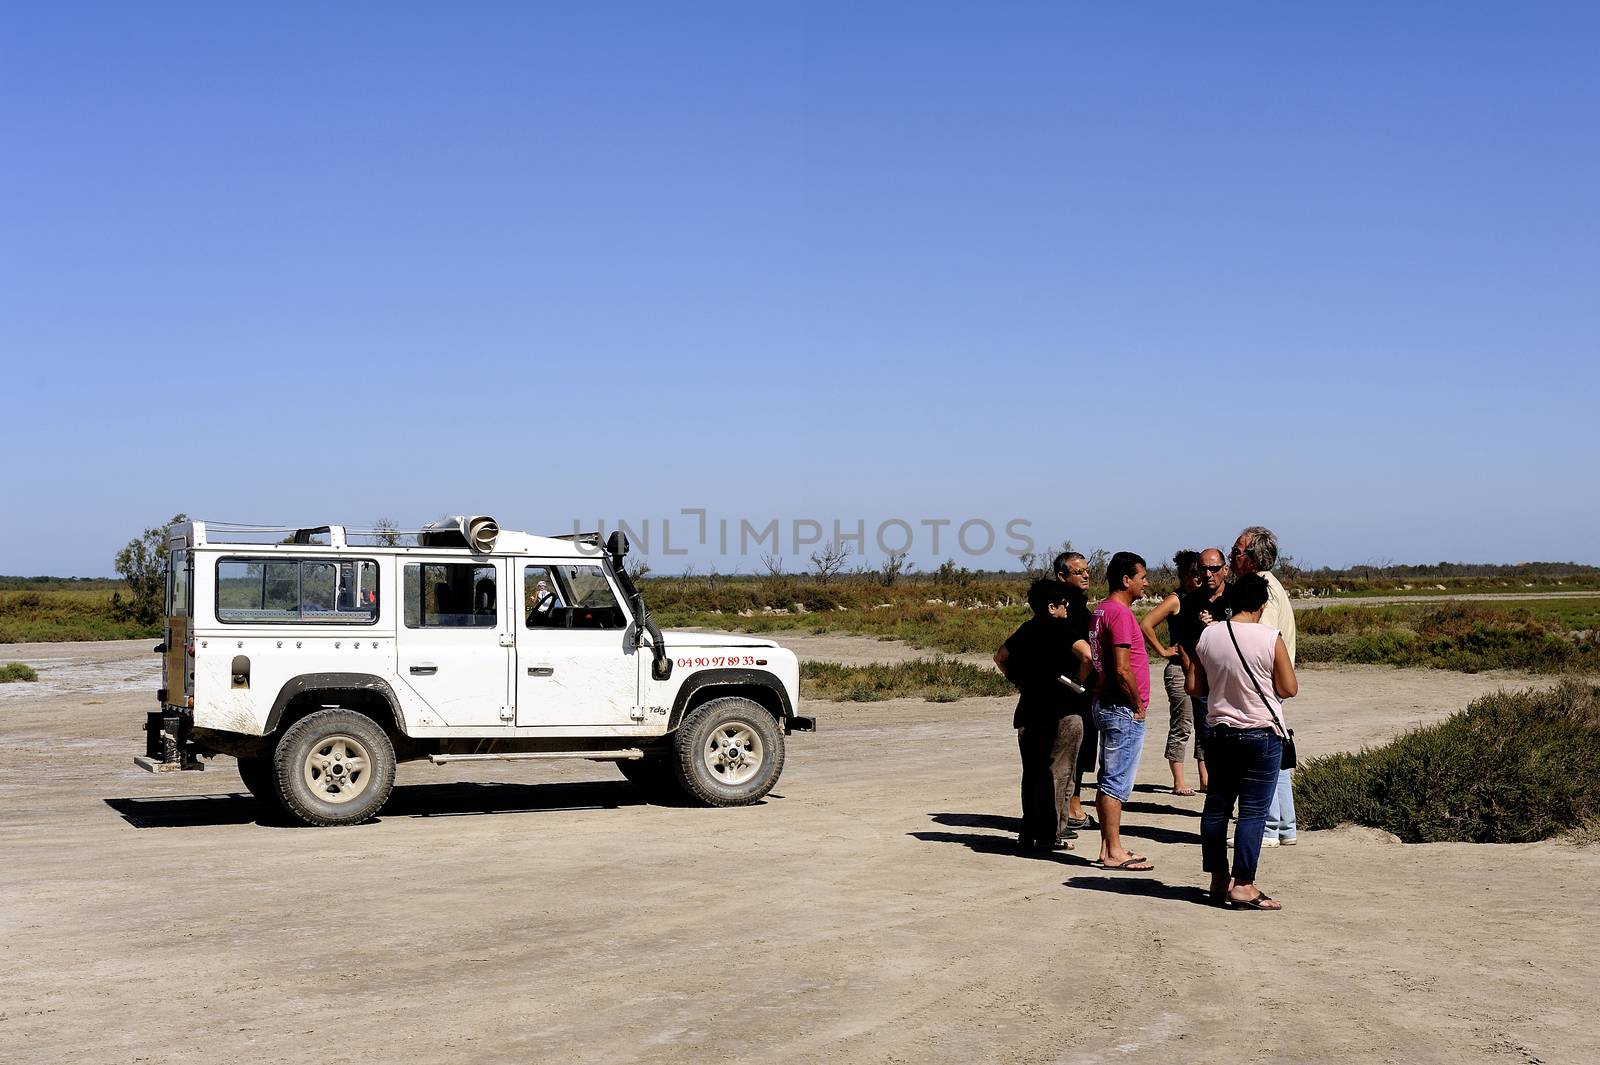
[607,530,671,680]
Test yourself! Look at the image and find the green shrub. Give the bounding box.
[0,662,39,683]
[801,658,1012,702]
[1296,680,1600,842]
[1342,627,1421,663]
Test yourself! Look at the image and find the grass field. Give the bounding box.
[1298,600,1600,673]
[801,658,1014,702]
[0,589,158,643]
[656,579,1600,675]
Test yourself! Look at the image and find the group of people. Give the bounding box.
[994,526,1300,911]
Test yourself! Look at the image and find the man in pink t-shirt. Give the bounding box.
[1089,551,1153,871]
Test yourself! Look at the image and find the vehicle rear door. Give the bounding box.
[395,557,513,727]
[163,546,192,705]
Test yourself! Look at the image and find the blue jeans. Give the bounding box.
[1192,695,1209,762]
[1200,726,1282,882]
[1093,703,1146,803]
[1265,769,1296,840]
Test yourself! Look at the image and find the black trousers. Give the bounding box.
[1017,714,1085,844]
[1073,708,1096,797]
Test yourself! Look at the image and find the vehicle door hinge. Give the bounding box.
[630,705,646,722]
[498,634,515,648]
[500,707,515,722]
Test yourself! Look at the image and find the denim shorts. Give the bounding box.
[1093,703,1146,803]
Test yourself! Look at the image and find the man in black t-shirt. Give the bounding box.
[1054,552,1098,827]
[994,579,1094,850]
[1173,546,1230,791]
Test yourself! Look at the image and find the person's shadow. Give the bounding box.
[1065,876,1220,907]
[1121,798,1201,819]
[910,812,1098,866]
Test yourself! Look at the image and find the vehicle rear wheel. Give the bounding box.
[236,755,281,809]
[672,696,785,807]
[273,709,396,827]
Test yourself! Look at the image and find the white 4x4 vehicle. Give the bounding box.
[139,516,811,826]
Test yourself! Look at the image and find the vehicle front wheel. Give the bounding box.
[672,697,785,807]
[273,709,396,827]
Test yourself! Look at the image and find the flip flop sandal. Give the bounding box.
[1172,788,1197,796]
[1230,892,1280,911]
[1100,856,1154,871]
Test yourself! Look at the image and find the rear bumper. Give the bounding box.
[787,716,817,733]
[134,755,203,773]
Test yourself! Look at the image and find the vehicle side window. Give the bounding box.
[405,563,497,628]
[217,558,379,624]
[524,566,562,624]
[525,564,626,630]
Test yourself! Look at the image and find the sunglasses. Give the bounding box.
[1059,568,1089,577]
[1198,564,1225,573]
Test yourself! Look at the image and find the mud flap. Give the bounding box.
[136,709,205,772]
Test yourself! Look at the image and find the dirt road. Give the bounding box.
[2,639,1595,1064]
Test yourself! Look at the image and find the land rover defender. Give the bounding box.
[139,516,812,826]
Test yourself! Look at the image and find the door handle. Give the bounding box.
[526,666,554,677]
[410,664,438,676]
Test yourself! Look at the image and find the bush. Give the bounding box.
[1296,680,1600,842]
[0,662,38,683]
[1342,627,1420,663]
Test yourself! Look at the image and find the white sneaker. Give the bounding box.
[1262,837,1281,847]
[1280,837,1298,847]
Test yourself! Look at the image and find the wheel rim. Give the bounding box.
[702,721,765,787]
[301,734,373,805]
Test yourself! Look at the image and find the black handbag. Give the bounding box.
[1226,620,1297,769]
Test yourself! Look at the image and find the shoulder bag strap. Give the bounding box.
[1226,619,1287,738]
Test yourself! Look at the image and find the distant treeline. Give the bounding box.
[0,576,124,590]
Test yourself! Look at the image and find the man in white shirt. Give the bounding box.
[1230,525,1299,846]
[1230,526,1296,665]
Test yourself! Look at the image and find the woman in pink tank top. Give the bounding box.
[1184,574,1298,911]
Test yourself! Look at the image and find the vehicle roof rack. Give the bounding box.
[199,521,347,547]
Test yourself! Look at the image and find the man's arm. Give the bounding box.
[1071,639,1093,684]
[1183,648,1207,699]
[993,643,1015,684]
[1112,644,1146,719]
[1271,635,1298,699]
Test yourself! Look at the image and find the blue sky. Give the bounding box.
[3,2,1596,575]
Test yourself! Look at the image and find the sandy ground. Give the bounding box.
[2,638,1596,1065]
